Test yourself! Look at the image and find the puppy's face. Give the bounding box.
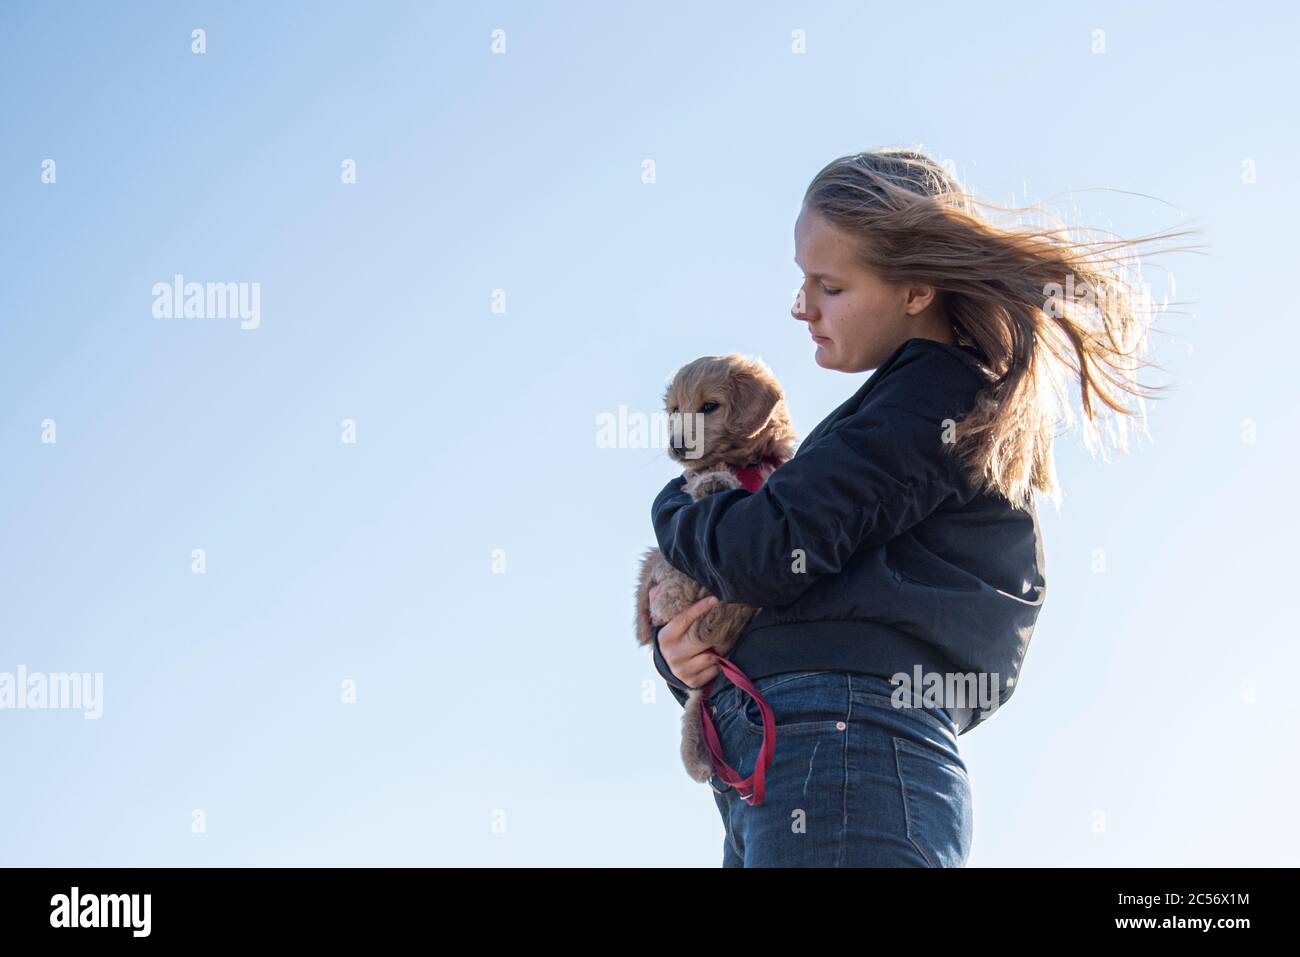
[663,355,787,472]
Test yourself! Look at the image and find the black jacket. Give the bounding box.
[649,337,1046,734]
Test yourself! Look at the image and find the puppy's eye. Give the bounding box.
[700,402,720,414]
[670,406,679,414]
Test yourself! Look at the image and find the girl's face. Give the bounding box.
[792,206,950,372]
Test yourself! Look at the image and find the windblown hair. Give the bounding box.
[802,147,1203,510]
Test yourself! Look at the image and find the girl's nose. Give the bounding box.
[791,287,812,322]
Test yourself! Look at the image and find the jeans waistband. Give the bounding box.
[708,668,962,734]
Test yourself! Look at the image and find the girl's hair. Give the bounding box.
[802,147,1203,510]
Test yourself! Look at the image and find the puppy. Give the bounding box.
[635,354,797,783]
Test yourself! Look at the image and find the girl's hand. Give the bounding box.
[651,589,722,689]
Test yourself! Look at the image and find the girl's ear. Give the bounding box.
[904,283,938,315]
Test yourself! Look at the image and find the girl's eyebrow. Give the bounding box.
[794,258,843,282]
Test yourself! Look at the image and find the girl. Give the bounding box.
[648,147,1193,867]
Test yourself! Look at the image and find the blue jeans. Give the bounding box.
[704,670,973,867]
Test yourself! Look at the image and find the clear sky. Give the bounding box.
[1,1,1296,866]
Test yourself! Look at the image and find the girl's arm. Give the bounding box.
[651,362,976,609]
[651,624,692,702]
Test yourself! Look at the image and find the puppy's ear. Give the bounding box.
[728,366,784,438]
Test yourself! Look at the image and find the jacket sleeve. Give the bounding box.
[650,369,972,608]
[650,624,692,708]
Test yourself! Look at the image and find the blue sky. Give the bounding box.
[1,1,1296,866]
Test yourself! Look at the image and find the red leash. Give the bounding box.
[699,655,776,805]
[693,453,786,806]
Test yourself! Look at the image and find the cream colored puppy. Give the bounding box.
[635,354,797,782]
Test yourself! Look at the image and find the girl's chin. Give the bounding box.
[814,345,857,373]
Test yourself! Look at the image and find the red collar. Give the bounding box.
[726,455,787,493]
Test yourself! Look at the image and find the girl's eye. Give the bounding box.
[700,402,719,413]
[821,285,841,296]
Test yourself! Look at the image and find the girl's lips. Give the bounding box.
[811,333,829,342]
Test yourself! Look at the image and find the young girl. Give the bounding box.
[647,147,1190,867]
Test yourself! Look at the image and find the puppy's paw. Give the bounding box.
[684,468,742,499]
[680,695,716,783]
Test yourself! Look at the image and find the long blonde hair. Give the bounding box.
[802,147,1203,510]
